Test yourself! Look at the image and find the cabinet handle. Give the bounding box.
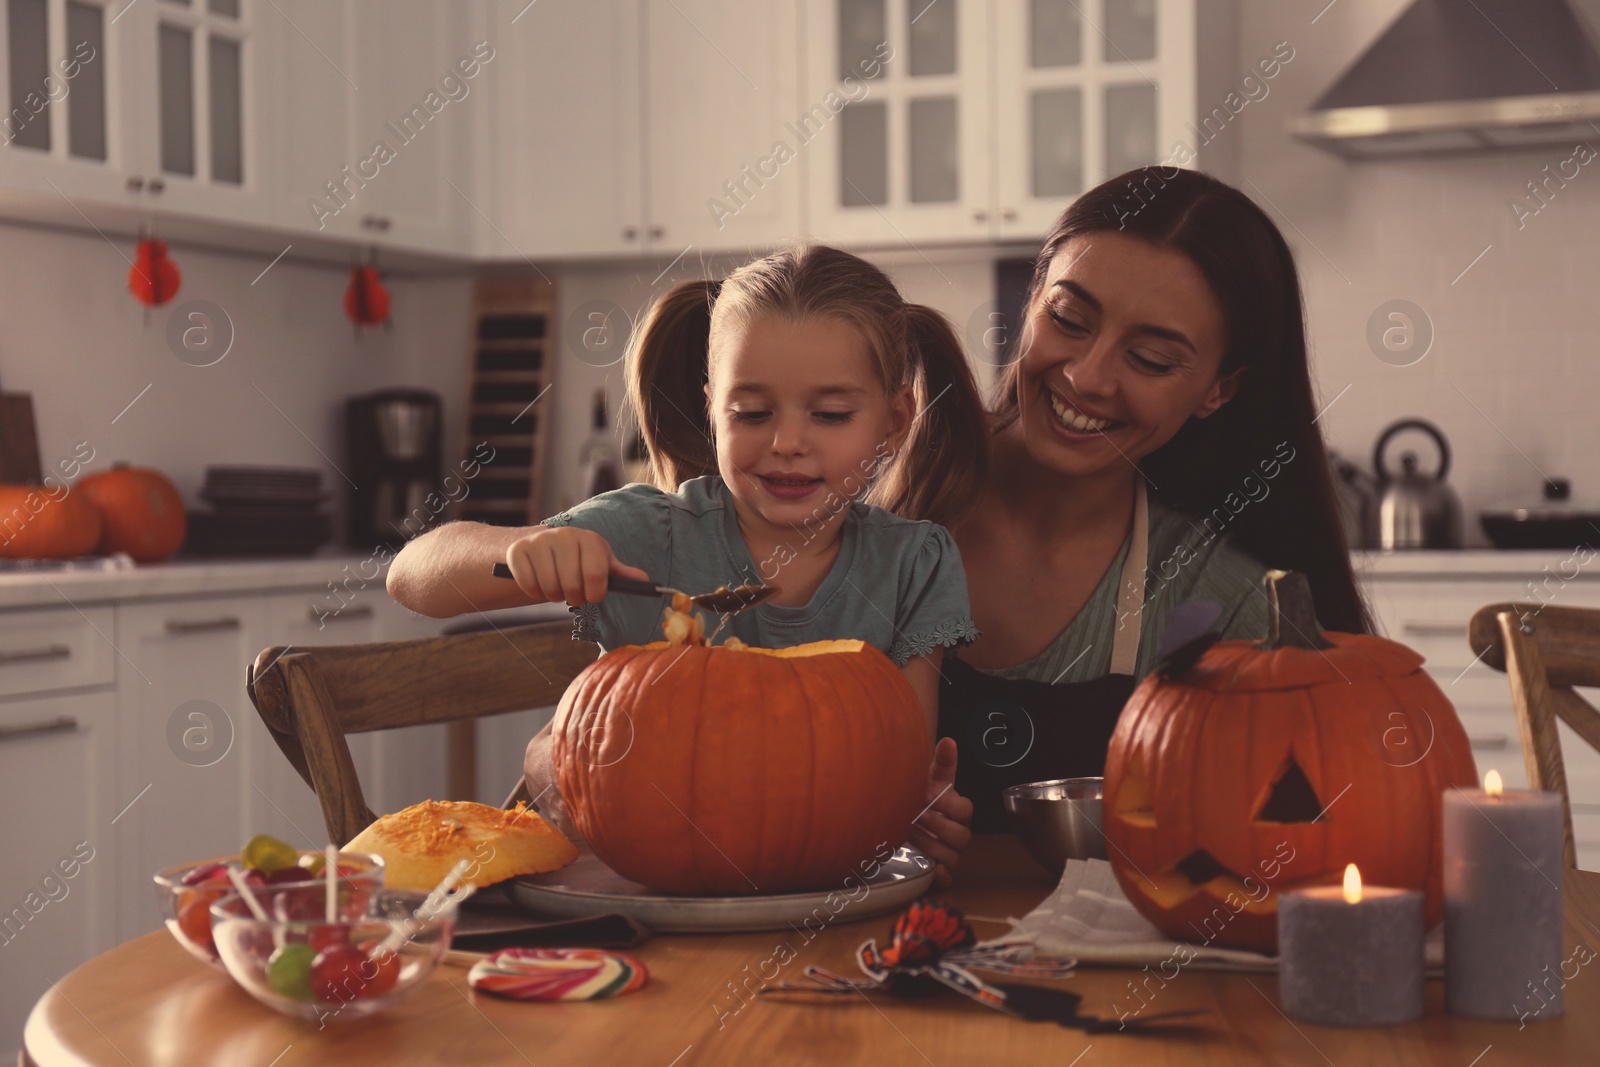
[165,616,242,635]
[147,177,165,194]
[310,604,374,623]
[972,210,989,223]
[622,226,638,241]
[126,176,145,192]
[0,716,79,743]
[0,643,71,666]
[1402,621,1467,636]
[378,216,391,231]
[1468,733,1510,750]
[648,225,664,240]
[1001,208,1018,222]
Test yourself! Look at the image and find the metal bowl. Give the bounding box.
[1002,777,1106,875]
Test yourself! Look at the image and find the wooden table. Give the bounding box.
[25,837,1600,1066]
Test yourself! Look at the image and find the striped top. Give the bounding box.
[961,493,1271,685]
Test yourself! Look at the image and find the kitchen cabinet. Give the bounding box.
[487,0,802,260]
[111,594,264,942]
[0,689,115,1061]
[0,0,142,205]
[1360,554,1600,870]
[0,0,267,221]
[486,0,641,259]
[266,0,482,255]
[642,0,801,253]
[804,0,1198,247]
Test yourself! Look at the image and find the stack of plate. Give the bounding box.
[186,466,332,557]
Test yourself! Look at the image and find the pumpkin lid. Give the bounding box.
[1179,633,1426,692]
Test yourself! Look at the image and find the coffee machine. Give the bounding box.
[346,389,443,548]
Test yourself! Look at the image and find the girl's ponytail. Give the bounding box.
[869,303,988,528]
[626,280,721,490]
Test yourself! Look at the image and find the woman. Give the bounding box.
[933,167,1371,834]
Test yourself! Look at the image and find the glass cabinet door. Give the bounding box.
[995,0,1194,240]
[0,0,122,198]
[153,0,245,186]
[808,0,991,245]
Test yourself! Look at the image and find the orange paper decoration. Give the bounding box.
[128,238,181,307]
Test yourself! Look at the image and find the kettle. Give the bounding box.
[1372,418,1462,550]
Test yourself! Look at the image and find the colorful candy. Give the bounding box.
[242,834,300,873]
[267,943,317,1000]
[467,948,649,1002]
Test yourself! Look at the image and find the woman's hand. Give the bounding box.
[506,527,650,607]
[909,737,973,888]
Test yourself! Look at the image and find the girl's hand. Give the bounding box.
[505,526,651,607]
[909,737,973,888]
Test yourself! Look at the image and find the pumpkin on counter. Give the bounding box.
[0,486,103,558]
[78,464,186,562]
[1102,571,1478,954]
[552,596,928,895]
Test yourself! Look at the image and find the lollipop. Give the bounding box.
[467,948,648,1002]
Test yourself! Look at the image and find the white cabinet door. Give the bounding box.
[119,0,267,224]
[994,0,1195,241]
[0,0,140,205]
[0,690,113,1058]
[111,595,263,943]
[486,0,643,259]
[260,0,361,241]
[805,0,992,246]
[643,0,800,254]
[342,0,477,255]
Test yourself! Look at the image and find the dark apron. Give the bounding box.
[937,484,1149,833]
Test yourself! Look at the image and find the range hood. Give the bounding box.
[1291,0,1600,157]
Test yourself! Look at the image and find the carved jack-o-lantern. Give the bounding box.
[1103,572,1478,954]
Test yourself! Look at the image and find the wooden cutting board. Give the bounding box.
[0,392,42,484]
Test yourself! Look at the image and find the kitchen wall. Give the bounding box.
[0,219,475,546]
[1232,0,1600,544]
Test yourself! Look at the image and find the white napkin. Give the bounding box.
[979,858,1444,973]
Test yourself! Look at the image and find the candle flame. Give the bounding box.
[1486,769,1504,796]
[1343,863,1362,905]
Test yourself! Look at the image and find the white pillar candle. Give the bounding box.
[1443,770,1565,1021]
[1278,864,1425,1027]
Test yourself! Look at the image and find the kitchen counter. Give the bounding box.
[0,554,380,610]
[1353,547,1596,579]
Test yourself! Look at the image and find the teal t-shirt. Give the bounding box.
[540,475,980,666]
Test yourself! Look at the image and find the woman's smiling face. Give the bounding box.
[1013,231,1238,480]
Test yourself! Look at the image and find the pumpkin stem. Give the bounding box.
[1257,570,1333,651]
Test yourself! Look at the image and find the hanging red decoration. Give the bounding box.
[344,265,391,328]
[128,239,181,307]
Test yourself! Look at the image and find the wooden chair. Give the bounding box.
[246,620,599,845]
[1467,602,1600,869]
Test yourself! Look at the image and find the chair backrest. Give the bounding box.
[1467,602,1600,869]
[246,620,599,844]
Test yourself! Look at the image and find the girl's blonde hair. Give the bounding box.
[625,245,987,527]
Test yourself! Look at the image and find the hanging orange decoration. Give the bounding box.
[344,265,391,328]
[128,238,181,307]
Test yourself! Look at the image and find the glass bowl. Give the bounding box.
[211,888,457,1022]
[153,850,384,968]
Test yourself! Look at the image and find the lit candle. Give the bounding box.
[1278,863,1425,1026]
[1444,769,1565,1021]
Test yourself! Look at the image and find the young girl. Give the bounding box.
[386,245,987,874]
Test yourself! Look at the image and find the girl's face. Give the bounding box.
[1010,232,1239,482]
[706,314,910,531]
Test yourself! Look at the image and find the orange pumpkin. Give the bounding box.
[1103,571,1478,954]
[0,486,103,558]
[78,465,186,562]
[552,636,929,895]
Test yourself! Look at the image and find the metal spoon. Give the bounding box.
[491,563,778,616]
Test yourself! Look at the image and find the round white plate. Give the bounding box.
[507,846,936,933]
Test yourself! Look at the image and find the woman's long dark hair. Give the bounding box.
[994,167,1372,633]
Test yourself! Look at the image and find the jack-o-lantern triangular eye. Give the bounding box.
[1253,754,1324,823]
